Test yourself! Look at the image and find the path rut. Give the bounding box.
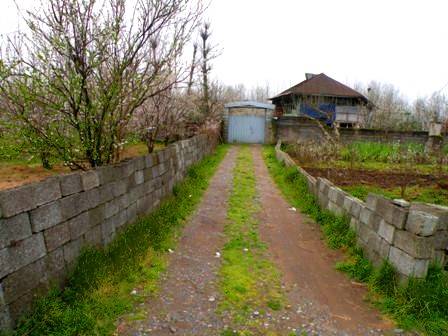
[118,147,237,336]
[251,146,396,336]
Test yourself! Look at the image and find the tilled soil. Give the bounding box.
[117,147,238,336]
[303,166,448,189]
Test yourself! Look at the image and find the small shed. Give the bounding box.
[224,101,275,144]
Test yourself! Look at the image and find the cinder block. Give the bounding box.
[117,194,130,210]
[350,201,363,219]
[134,170,144,185]
[59,173,82,196]
[59,193,89,221]
[359,207,381,231]
[406,210,438,237]
[0,248,11,279]
[393,230,433,259]
[134,157,145,171]
[349,217,359,231]
[366,193,380,211]
[343,196,354,214]
[8,289,36,326]
[45,247,66,283]
[112,179,128,197]
[97,166,119,185]
[377,237,391,259]
[317,193,329,210]
[0,184,35,218]
[105,199,120,219]
[88,205,105,228]
[84,225,102,248]
[374,195,408,229]
[145,154,155,168]
[357,221,377,244]
[68,212,90,239]
[30,202,63,232]
[409,203,448,232]
[378,220,395,244]
[2,257,47,304]
[0,304,11,331]
[151,165,160,179]
[433,231,448,250]
[101,218,116,245]
[63,238,83,265]
[84,188,99,210]
[328,201,343,216]
[0,283,4,306]
[388,246,429,278]
[126,203,138,223]
[8,233,46,273]
[114,211,128,231]
[97,183,115,205]
[34,177,62,207]
[80,171,100,191]
[119,160,136,178]
[44,222,70,252]
[0,213,32,249]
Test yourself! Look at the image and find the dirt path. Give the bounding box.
[117,145,406,336]
[119,147,238,336]
[251,146,396,336]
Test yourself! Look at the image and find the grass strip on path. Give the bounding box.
[263,146,448,336]
[219,146,285,336]
[7,145,229,336]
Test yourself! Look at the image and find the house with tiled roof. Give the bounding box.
[270,73,370,128]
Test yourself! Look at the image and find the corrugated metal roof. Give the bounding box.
[271,73,368,102]
[225,101,275,110]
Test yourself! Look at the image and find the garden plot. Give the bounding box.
[286,142,448,206]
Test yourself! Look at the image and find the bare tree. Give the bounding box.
[0,0,203,168]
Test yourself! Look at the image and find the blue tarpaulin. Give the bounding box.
[300,103,336,125]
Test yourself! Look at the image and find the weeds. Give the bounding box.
[263,145,448,336]
[7,145,229,336]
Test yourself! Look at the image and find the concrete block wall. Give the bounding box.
[0,134,215,330]
[275,142,448,280]
[274,116,448,146]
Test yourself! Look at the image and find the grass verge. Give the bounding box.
[219,146,285,336]
[7,145,229,336]
[263,146,448,336]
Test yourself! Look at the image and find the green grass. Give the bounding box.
[6,145,229,336]
[219,146,285,336]
[343,184,448,207]
[340,141,425,163]
[263,145,448,336]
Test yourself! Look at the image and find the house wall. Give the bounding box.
[275,143,448,280]
[0,135,215,331]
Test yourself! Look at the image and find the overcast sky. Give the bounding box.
[2,0,448,100]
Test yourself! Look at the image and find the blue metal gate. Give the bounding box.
[228,115,265,144]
